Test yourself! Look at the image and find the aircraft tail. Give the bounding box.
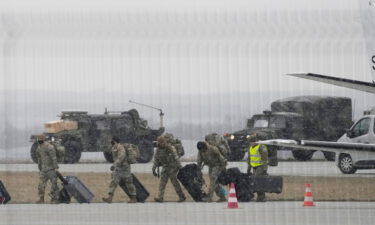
[359,0,375,81]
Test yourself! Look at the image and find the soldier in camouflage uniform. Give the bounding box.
[35,134,60,204]
[205,133,231,159]
[164,132,184,158]
[153,136,186,203]
[102,137,137,203]
[197,141,227,202]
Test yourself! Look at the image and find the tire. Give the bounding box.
[338,154,357,174]
[137,140,154,163]
[30,142,39,163]
[103,151,114,163]
[63,140,82,164]
[292,150,314,161]
[228,148,246,161]
[322,151,336,161]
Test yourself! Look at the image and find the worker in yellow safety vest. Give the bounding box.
[247,133,268,202]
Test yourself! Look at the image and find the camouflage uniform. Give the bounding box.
[197,142,227,202]
[153,141,185,202]
[107,143,136,201]
[247,144,268,202]
[205,133,231,159]
[36,141,59,203]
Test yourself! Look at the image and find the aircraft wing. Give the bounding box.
[287,73,375,94]
[258,139,375,155]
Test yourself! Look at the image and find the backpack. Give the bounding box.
[205,133,230,159]
[50,141,65,163]
[164,133,185,157]
[124,143,140,164]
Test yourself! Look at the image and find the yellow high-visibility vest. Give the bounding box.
[249,144,265,167]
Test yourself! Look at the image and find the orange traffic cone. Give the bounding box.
[303,183,315,207]
[227,183,238,209]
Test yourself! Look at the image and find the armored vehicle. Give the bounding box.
[30,109,164,164]
[224,96,353,161]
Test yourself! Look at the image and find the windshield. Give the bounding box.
[254,119,269,128]
[253,116,286,128]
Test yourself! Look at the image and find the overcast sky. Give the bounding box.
[1,0,374,134]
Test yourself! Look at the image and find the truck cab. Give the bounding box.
[336,114,375,174]
[225,111,304,161]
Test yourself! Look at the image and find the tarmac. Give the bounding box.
[1,161,375,177]
[1,201,374,225]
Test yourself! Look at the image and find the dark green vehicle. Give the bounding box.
[30,109,164,164]
[225,96,353,161]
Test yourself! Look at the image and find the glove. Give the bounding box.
[152,166,158,177]
[110,165,115,171]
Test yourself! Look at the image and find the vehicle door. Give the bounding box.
[346,117,372,144]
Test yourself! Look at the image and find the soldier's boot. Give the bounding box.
[177,189,186,203]
[202,196,213,203]
[217,196,227,203]
[154,197,164,203]
[102,194,113,203]
[178,195,186,203]
[128,196,137,204]
[256,193,266,202]
[36,197,44,204]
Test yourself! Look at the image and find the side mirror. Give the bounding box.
[346,129,353,138]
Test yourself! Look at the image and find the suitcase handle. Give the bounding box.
[56,171,68,185]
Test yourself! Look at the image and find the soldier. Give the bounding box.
[247,133,268,202]
[102,137,137,203]
[35,134,60,204]
[197,141,227,202]
[152,136,186,203]
[164,132,184,158]
[205,133,231,159]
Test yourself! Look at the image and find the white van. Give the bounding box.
[336,114,375,174]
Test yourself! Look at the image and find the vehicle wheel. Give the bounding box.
[322,151,335,161]
[103,151,114,163]
[63,140,82,164]
[338,154,357,174]
[137,140,154,163]
[30,142,39,163]
[228,148,246,161]
[292,150,314,161]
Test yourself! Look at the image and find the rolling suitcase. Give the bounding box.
[0,180,11,204]
[119,174,149,203]
[57,171,94,203]
[177,164,206,202]
[57,186,71,204]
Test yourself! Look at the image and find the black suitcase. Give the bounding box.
[252,176,283,193]
[58,187,71,204]
[218,167,283,202]
[57,172,94,203]
[177,164,206,202]
[0,180,11,204]
[218,168,254,202]
[119,174,149,203]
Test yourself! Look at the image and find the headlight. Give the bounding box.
[246,135,250,139]
[230,135,235,140]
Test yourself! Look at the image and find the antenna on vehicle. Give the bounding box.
[129,100,164,128]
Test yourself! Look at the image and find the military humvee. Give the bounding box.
[224,96,353,161]
[30,109,164,164]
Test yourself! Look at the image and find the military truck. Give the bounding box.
[224,96,353,161]
[30,109,164,164]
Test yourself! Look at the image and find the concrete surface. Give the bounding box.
[0,201,374,225]
[1,161,375,177]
